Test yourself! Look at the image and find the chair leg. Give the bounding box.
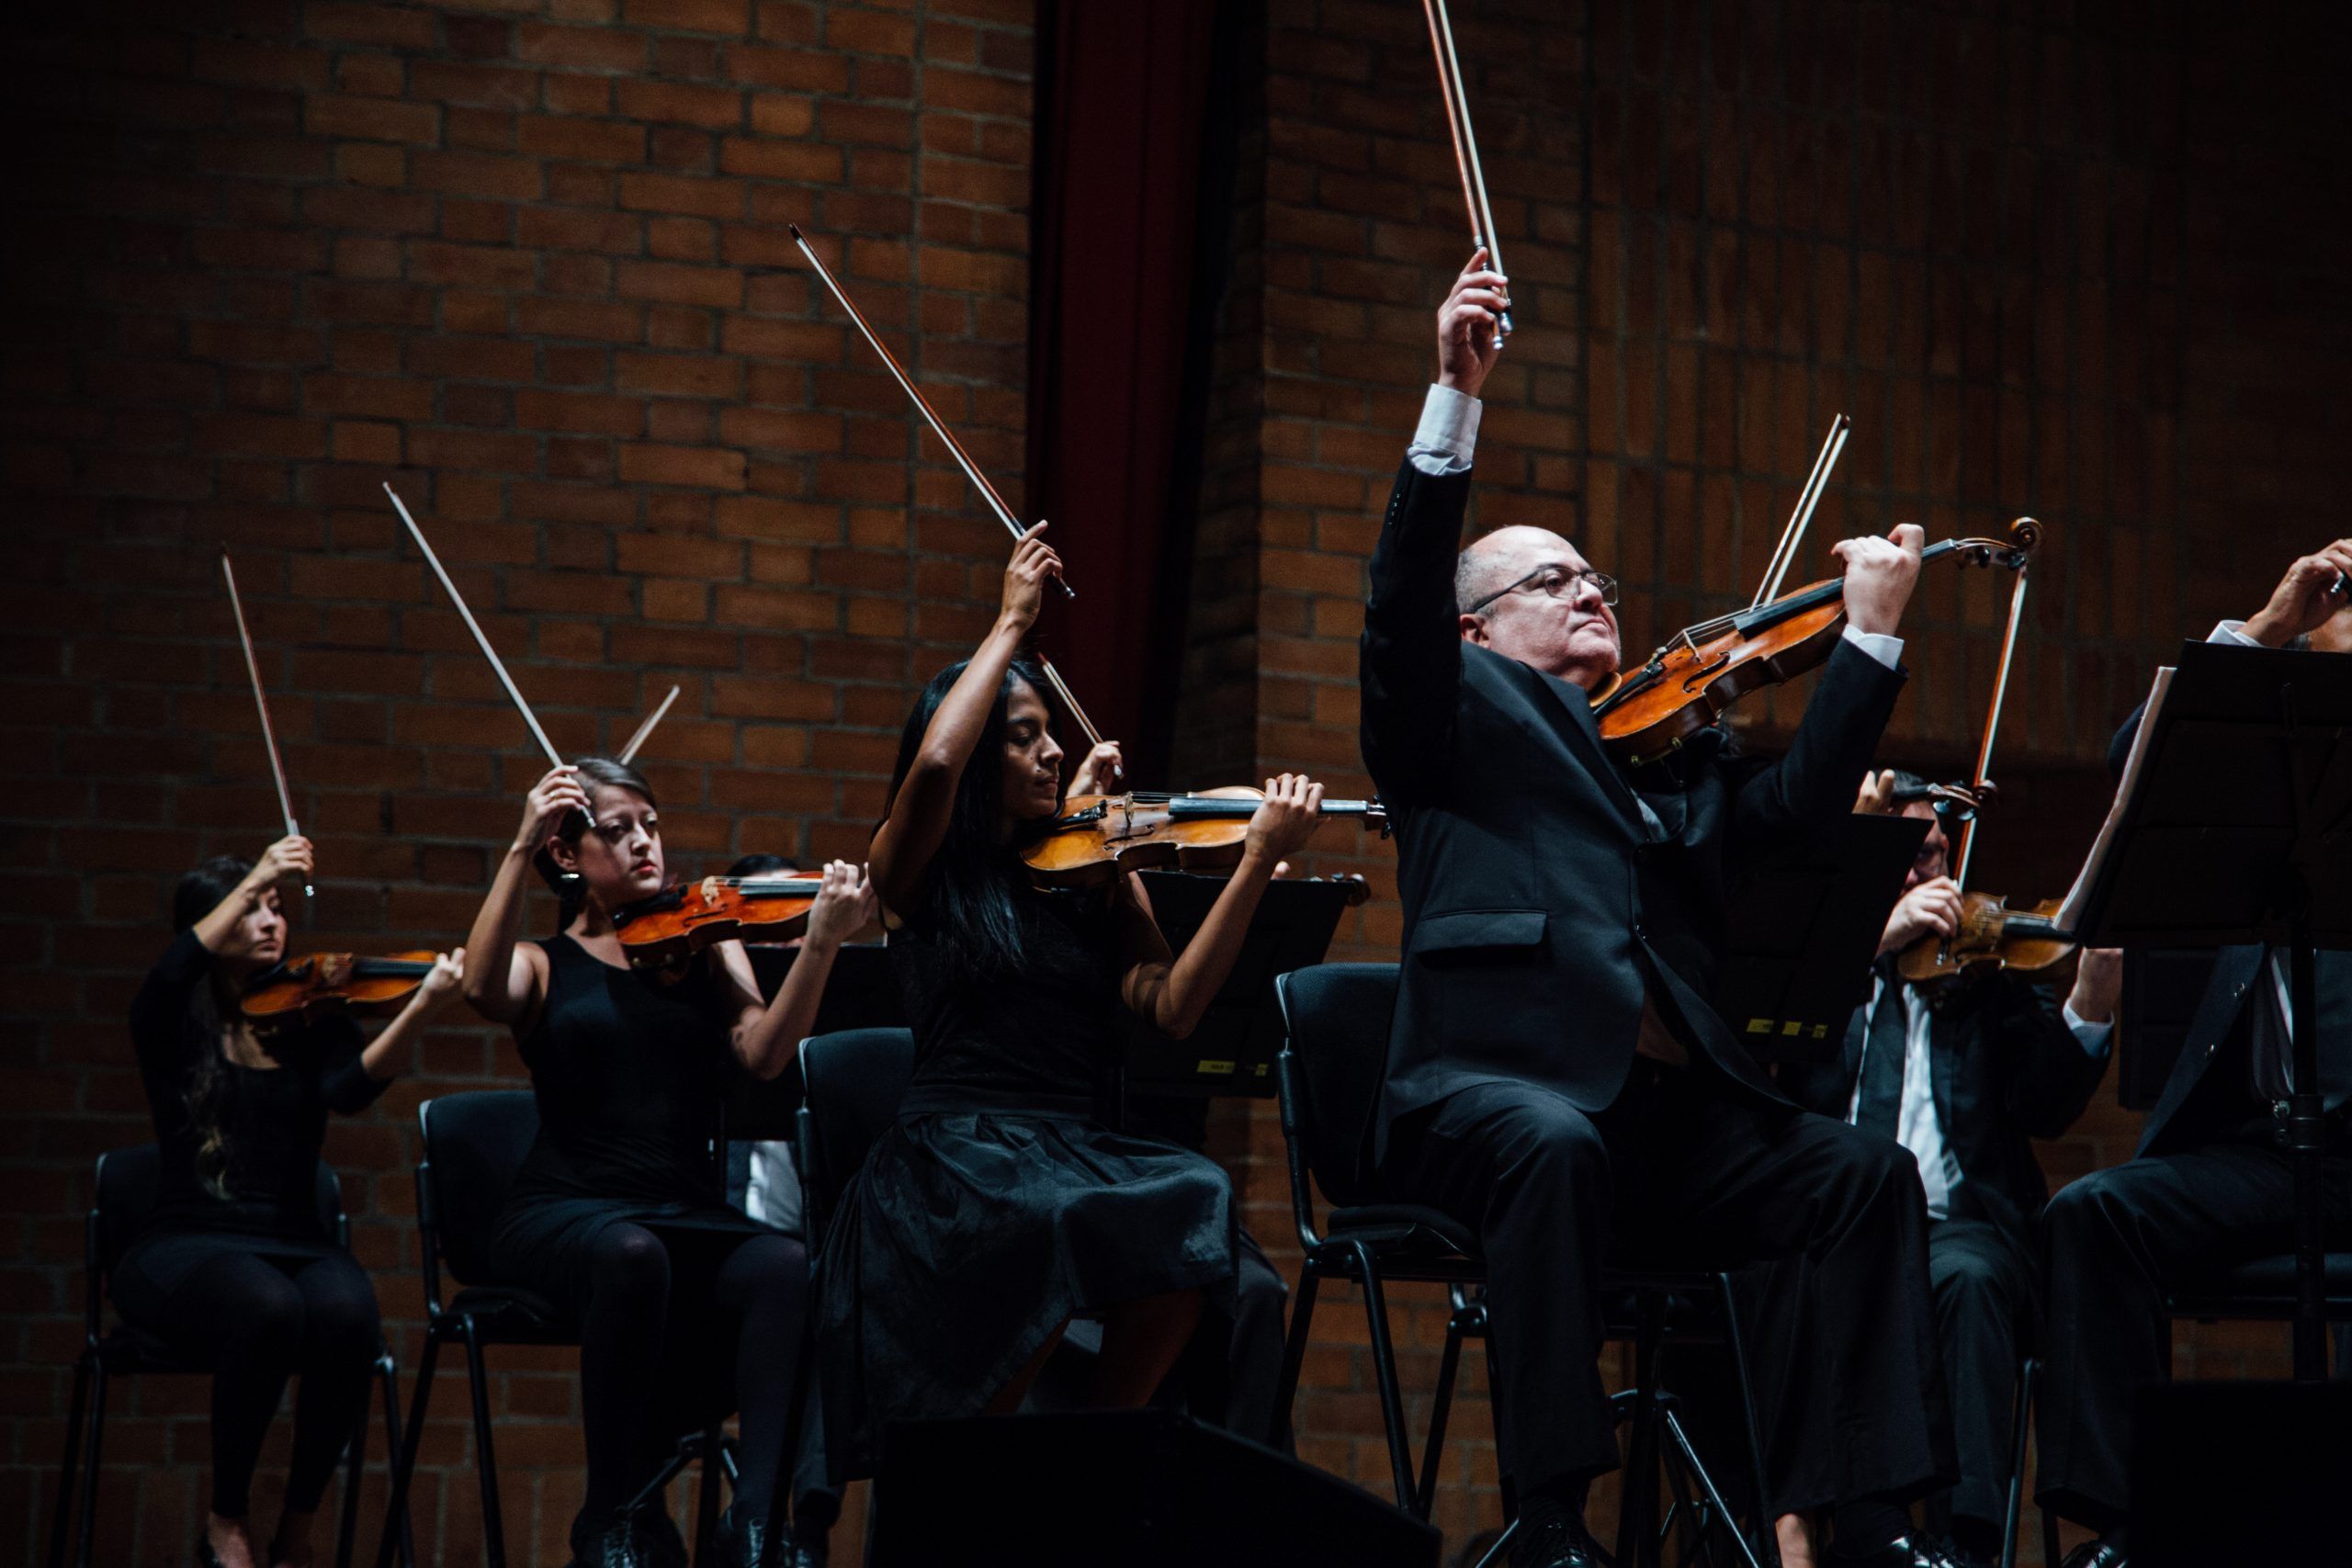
[376,1331,440,1568]
[694,1419,725,1561]
[1999,1359,2035,1568]
[378,1355,415,1568]
[1350,1240,1418,1510]
[334,1354,375,1568]
[1615,1293,1668,1568]
[47,1352,91,1568]
[758,1292,821,1568]
[458,1317,506,1568]
[1660,1404,1763,1568]
[1415,1308,1466,1519]
[1713,1274,1780,1568]
[74,1360,107,1568]
[1272,1268,1320,1447]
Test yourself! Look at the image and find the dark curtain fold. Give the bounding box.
[1027,0,1227,783]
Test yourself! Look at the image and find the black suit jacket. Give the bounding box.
[1781,969,2109,1243]
[1359,457,1906,1153]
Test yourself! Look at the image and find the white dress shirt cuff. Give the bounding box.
[2062,999,2115,1056]
[1841,626,1904,669]
[2209,619,2267,648]
[1406,383,1482,476]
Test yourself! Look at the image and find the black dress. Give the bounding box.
[815,882,1237,1478]
[492,934,767,1308]
[115,931,389,1311]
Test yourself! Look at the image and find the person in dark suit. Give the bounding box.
[1782,770,2120,1566]
[1361,252,1958,1568]
[2035,544,2352,1568]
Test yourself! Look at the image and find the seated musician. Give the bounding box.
[814,531,1328,1476]
[1361,252,1957,1568]
[1780,771,2120,1566]
[2035,543,2352,1568]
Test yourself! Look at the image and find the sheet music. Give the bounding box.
[2055,664,2175,936]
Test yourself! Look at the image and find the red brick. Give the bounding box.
[624,0,752,33]
[618,442,748,490]
[514,21,649,72]
[614,78,745,130]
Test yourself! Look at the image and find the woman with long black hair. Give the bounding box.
[461,755,873,1568]
[120,837,463,1568]
[815,525,1327,1476]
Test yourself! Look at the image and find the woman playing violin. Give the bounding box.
[460,756,873,1568]
[813,525,1328,1477]
[119,838,463,1568]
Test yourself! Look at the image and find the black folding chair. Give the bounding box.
[49,1145,410,1568]
[1270,964,1777,1568]
[373,1092,733,1568]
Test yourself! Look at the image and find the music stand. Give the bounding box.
[1118,872,1364,1098]
[1715,812,1928,1062]
[2056,639,2352,1379]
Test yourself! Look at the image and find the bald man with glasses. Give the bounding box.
[1358,254,1961,1568]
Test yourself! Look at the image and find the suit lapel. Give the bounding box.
[1527,662,1648,829]
[2141,943,2267,1155]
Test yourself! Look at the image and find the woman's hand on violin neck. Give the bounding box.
[802,861,877,949]
[2068,945,2123,1024]
[1243,774,1327,864]
[1879,874,1962,956]
[413,948,468,1014]
[999,522,1063,629]
[1436,247,1509,399]
[1068,740,1125,798]
[1832,522,1925,637]
[514,765,589,852]
[2244,537,2352,647]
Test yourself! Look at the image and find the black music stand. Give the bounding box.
[1715,811,1928,1063]
[2057,639,2352,1379]
[1118,872,1364,1098]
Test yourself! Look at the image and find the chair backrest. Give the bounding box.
[1273,964,1399,1215]
[416,1091,539,1289]
[92,1144,345,1277]
[795,1028,916,1246]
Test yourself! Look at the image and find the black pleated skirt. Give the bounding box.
[814,1107,1236,1481]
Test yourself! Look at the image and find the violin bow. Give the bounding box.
[785,223,1105,750]
[1951,545,2034,894]
[383,483,570,773]
[617,684,680,765]
[1421,0,1510,341]
[219,552,313,910]
[1751,413,1851,609]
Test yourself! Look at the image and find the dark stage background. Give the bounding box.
[3,1,2346,1562]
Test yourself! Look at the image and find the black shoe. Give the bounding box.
[716,1506,827,1568]
[1510,1517,1617,1568]
[636,1506,688,1568]
[1835,1535,1972,1568]
[2057,1545,2128,1568]
[567,1507,651,1568]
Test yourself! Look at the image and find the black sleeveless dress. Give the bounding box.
[491,934,766,1308]
[814,883,1236,1478]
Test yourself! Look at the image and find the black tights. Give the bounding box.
[133,1250,379,1518]
[578,1224,807,1522]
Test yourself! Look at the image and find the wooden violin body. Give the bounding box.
[242,952,438,1028]
[1592,519,2042,766]
[1898,893,2075,986]
[613,874,826,968]
[1023,789,1389,890]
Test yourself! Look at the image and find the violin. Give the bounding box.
[1023,790,1390,889]
[241,953,441,1027]
[1898,894,2073,986]
[1592,519,2042,766]
[611,873,829,968]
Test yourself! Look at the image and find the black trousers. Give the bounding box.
[1379,1064,1951,1510]
[2035,1137,2352,1527]
[1179,1225,1291,1449]
[1922,1217,2035,1534]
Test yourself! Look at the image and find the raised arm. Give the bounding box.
[1114,775,1324,1040]
[713,861,877,1079]
[1360,253,1508,810]
[460,766,583,1028]
[870,525,1061,913]
[131,838,315,1063]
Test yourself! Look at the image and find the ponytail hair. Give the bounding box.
[171,856,254,1200]
[531,755,657,932]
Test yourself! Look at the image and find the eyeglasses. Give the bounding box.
[1464,564,1618,615]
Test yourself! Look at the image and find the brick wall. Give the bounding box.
[4,1,2345,1563]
